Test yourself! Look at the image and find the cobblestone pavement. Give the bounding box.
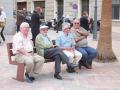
[0,27,120,90]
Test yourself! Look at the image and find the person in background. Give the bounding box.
[0,7,6,43]
[31,7,42,41]
[80,11,90,31]
[12,22,45,83]
[35,25,78,80]
[71,19,97,69]
[16,8,27,32]
[56,23,82,73]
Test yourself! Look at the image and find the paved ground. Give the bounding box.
[0,26,120,90]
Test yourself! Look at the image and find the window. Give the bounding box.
[81,0,89,14]
[34,1,45,19]
[112,0,120,20]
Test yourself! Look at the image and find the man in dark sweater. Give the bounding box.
[31,7,42,41]
[80,11,90,31]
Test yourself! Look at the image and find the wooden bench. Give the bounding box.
[7,42,54,82]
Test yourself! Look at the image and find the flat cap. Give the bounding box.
[40,25,48,30]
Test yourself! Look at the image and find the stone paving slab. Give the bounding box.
[0,27,120,90]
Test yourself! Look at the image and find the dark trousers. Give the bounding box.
[17,25,20,32]
[0,27,5,41]
[31,26,39,41]
[44,48,70,74]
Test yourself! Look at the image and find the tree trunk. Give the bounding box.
[96,0,117,62]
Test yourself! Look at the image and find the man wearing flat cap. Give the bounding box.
[35,25,78,80]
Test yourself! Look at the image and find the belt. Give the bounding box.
[14,51,33,55]
[28,51,33,53]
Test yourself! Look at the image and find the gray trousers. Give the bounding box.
[44,48,70,74]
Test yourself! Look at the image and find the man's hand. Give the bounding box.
[75,36,85,42]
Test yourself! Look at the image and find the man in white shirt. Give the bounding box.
[12,22,45,83]
[0,7,6,42]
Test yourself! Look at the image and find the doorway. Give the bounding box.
[17,2,27,10]
[57,0,63,20]
[81,0,89,14]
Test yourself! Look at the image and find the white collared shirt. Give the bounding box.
[12,32,33,54]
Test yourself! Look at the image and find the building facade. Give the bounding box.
[13,0,120,25]
[0,0,16,34]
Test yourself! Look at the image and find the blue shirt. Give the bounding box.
[56,32,75,47]
[42,35,51,45]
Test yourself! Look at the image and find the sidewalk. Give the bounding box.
[0,26,120,90]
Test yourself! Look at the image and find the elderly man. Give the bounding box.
[71,19,97,69]
[56,23,82,73]
[12,22,45,83]
[35,25,78,80]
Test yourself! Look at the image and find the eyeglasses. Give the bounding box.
[74,23,80,25]
[42,29,48,31]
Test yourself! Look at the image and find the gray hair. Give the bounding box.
[62,23,70,30]
[20,22,29,29]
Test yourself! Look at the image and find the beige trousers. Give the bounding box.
[63,50,82,64]
[15,53,45,76]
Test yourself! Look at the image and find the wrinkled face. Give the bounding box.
[73,19,80,29]
[40,28,48,35]
[20,25,30,36]
[63,26,70,34]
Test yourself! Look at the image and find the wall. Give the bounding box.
[0,0,16,35]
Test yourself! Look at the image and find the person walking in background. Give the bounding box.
[0,7,6,43]
[71,19,97,69]
[56,23,82,73]
[31,7,42,41]
[12,22,45,83]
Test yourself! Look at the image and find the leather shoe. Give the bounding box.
[79,63,82,69]
[66,66,76,73]
[79,61,92,69]
[54,74,62,80]
[69,63,78,69]
[25,73,35,83]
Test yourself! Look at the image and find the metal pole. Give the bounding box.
[93,0,98,40]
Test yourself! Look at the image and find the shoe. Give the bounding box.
[25,73,35,83]
[30,77,35,81]
[79,60,92,69]
[66,66,76,73]
[54,74,62,80]
[79,63,82,69]
[87,65,92,69]
[69,63,78,69]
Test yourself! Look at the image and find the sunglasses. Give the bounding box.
[74,23,80,24]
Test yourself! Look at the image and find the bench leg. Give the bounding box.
[16,64,25,82]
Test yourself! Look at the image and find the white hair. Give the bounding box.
[62,23,70,30]
[20,22,29,29]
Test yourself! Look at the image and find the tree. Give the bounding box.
[96,0,117,62]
